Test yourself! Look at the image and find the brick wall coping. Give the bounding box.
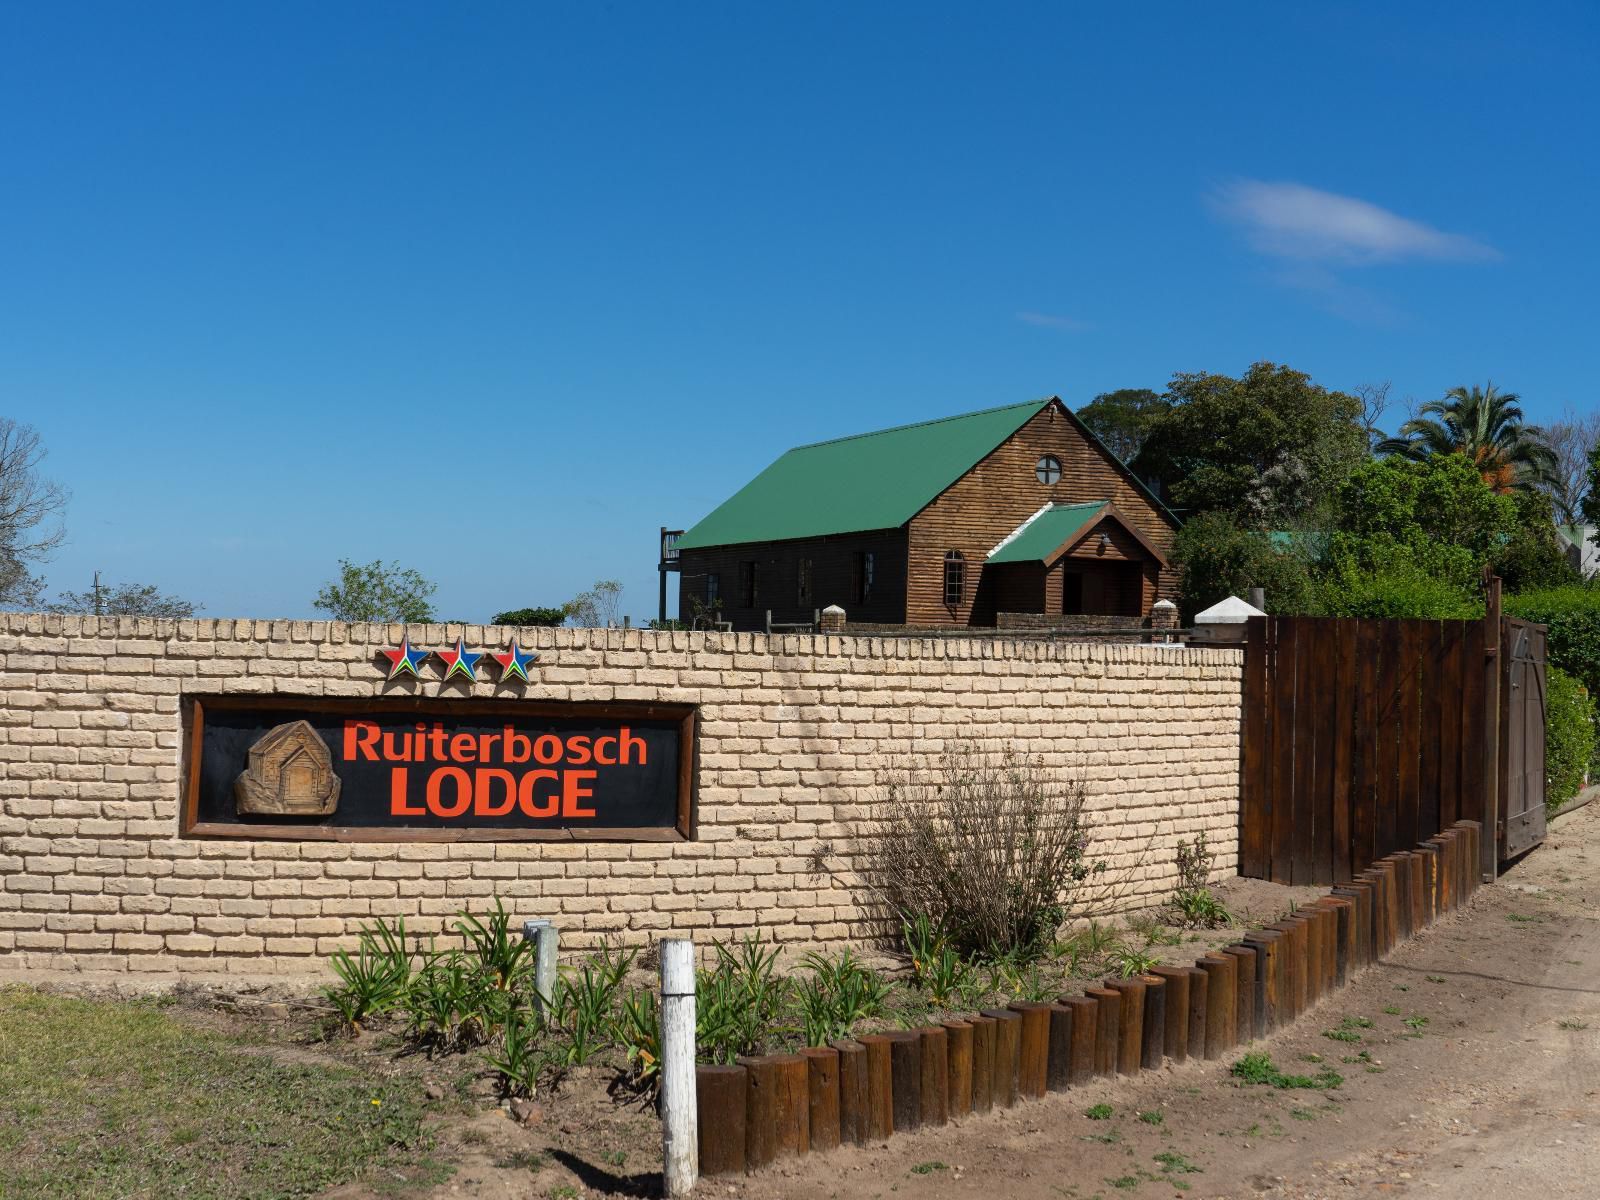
[0,613,1242,667]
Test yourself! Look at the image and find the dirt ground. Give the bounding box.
[718,801,1600,1200]
[6,805,1596,1200]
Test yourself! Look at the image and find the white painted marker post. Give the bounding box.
[660,937,698,1197]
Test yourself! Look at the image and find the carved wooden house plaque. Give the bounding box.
[233,720,341,817]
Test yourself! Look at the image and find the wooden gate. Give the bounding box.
[1499,617,1548,859]
[1241,613,1549,884]
[1240,615,1493,885]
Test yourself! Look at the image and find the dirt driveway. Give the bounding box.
[725,802,1600,1200]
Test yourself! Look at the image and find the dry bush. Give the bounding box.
[865,744,1101,961]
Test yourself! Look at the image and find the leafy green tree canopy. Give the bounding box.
[1073,388,1169,464]
[491,606,568,627]
[313,559,437,623]
[1170,511,1315,619]
[1133,362,1367,525]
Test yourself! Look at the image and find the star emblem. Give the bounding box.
[436,636,481,683]
[380,637,430,681]
[492,639,540,683]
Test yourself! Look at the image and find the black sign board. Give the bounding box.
[183,695,695,842]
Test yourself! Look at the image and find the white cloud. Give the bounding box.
[1212,180,1499,264]
[1016,311,1092,332]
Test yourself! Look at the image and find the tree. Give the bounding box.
[1131,362,1367,525]
[1378,383,1557,494]
[1543,406,1600,524]
[1585,442,1600,528]
[313,559,437,623]
[0,418,68,608]
[565,580,623,627]
[50,579,200,619]
[1354,382,1392,452]
[1170,511,1316,618]
[1496,490,1579,592]
[491,606,569,627]
[1073,388,1169,464]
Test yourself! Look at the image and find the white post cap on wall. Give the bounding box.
[1192,595,1267,643]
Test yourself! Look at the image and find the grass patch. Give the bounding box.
[1106,1177,1141,1191]
[1136,1109,1163,1125]
[1086,1103,1114,1119]
[911,1161,948,1175]
[1507,913,1541,923]
[1229,1052,1342,1091]
[1322,1028,1361,1043]
[0,985,440,1200]
[1559,1019,1589,1031]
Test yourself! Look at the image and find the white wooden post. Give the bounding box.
[522,919,559,1017]
[660,937,698,1196]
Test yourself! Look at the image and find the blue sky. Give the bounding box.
[2,3,1595,622]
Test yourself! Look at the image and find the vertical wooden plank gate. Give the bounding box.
[1239,612,1545,885]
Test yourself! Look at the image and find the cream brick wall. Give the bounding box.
[0,614,1244,977]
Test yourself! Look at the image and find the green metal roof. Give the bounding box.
[675,399,1053,549]
[987,502,1107,564]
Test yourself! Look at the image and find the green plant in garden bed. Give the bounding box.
[1170,832,1234,929]
[794,949,893,1045]
[324,914,417,1035]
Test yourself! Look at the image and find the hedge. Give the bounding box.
[1504,586,1600,702]
[1546,665,1596,813]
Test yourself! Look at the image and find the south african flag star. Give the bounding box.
[492,639,540,683]
[436,636,482,683]
[380,636,430,681]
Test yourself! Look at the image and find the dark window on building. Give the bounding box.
[1036,455,1062,484]
[797,558,813,605]
[706,573,720,605]
[944,551,965,608]
[855,551,875,604]
[1062,571,1084,615]
[740,562,758,608]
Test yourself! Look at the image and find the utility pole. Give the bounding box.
[93,570,103,616]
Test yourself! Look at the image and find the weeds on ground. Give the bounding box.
[1155,1151,1201,1174]
[1230,1052,1343,1091]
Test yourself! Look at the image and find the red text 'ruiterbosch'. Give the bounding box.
[343,721,650,821]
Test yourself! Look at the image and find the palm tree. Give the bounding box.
[1378,383,1557,493]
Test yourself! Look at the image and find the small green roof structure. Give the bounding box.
[987,502,1108,563]
[675,399,1053,550]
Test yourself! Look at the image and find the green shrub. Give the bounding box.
[1546,665,1596,813]
[1311,560,1483,620]
[490,606,568,627]
[1505,586,1600,700]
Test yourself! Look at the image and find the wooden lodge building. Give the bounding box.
[668,397,1181,632]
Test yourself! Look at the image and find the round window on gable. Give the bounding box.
[1035,455,1062,484]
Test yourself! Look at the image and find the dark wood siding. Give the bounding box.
[677,530,907,631]
[905,402,1179,626]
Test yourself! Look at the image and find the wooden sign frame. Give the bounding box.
[182,694,697,843]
